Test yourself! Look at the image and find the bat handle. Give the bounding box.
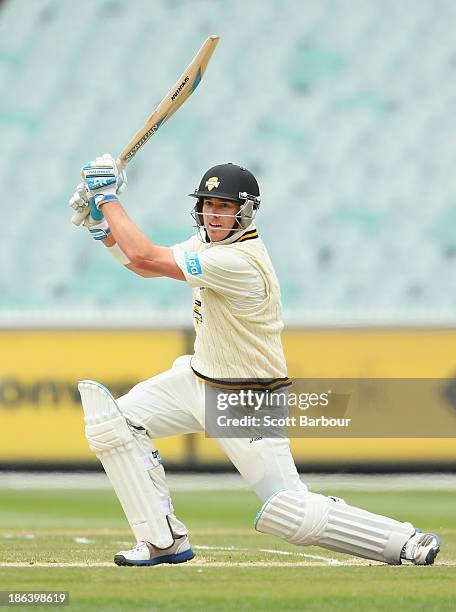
[116,157,126,171]
[71,157,127,226]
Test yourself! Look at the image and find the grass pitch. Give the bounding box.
[0,486,454,611]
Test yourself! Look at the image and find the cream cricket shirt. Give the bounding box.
[172,227,290,390]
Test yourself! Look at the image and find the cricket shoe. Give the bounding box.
[114,534,195,566]
[400,530,440,565]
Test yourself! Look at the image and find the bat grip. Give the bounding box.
[71,157,126,226]
[116,157,126,171]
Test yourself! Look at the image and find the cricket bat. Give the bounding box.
[72,34,220,225]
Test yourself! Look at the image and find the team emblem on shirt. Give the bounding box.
[205,176,220,191]
[193,299,202,325]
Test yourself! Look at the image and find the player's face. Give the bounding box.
[202,198,241,241]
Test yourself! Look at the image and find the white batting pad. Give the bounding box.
[255,489,415,564]
[78,380,173,549]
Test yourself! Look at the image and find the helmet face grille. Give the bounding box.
[189,163,261,243]
[191,195,260,243]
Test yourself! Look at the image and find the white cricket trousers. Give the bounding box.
[117,355,305,502]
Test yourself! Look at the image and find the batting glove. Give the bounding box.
[82,198,112,241]
[69,182,111,240]
[69,181,90,215]
[81,153,127,210]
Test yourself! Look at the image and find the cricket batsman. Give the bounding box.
[69,154,440,566]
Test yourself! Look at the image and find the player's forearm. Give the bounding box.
[99,232,159,275]
[102,234,116,247]
[102,200,162,265]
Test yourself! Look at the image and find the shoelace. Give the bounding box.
[402,532,433,559]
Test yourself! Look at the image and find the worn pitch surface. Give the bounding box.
[0,482,454,611]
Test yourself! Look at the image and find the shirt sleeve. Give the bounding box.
[171,235,199,252]
[172,242,263,300]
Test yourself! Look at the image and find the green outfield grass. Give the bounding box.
[0,487,454,611]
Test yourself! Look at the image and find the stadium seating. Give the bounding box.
[1,0,455,324]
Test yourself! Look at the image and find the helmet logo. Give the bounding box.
[205,176,220,191]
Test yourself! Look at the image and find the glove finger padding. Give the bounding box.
[69,182,90,213]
